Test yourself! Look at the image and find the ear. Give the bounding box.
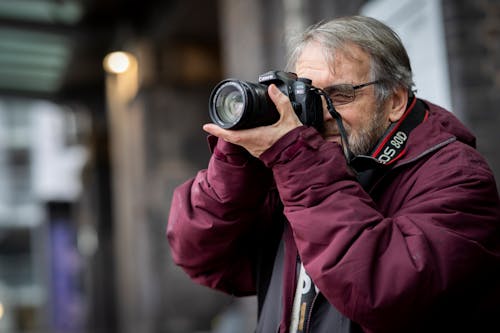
[388,87,409,122]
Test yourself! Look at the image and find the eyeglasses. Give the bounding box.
[323,80,381,106]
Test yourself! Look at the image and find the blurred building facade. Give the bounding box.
[0,0,498,332]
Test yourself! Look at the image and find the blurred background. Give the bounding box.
[0,0,498,332]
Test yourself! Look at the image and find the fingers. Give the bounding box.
[268,84,292,116]
[268,84,302,128]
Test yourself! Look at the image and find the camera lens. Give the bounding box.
[215,84,245,124]
[209,79,279,129]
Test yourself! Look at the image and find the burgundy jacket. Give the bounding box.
[167,100,500,332]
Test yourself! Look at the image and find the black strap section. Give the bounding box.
[350,97,428,173]
[297,264,317,332]
[314,88,356,162]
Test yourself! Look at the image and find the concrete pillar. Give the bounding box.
[104,51,152,333]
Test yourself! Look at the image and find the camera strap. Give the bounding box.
[322,93,428,171]
[332,96,428,191]
[357,97,428,168]
[320,90,356,162]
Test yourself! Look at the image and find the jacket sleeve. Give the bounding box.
[260,126,500,332]
[167,137,276,296]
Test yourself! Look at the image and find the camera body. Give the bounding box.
[209,70,324,130]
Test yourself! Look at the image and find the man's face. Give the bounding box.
[295,41,391,156]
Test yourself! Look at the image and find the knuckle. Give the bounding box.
[231,134,242,144]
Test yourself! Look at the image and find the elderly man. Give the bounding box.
[167,16,500,333]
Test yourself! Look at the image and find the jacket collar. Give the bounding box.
[350,98,475,174]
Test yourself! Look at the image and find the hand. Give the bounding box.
[203,84,303,158]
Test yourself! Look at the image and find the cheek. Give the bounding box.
[336,99,380,132]
[334,106,362,130]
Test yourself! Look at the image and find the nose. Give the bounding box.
[322,101,334,121]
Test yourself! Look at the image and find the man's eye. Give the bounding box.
[332,91,352,98]
[330,90,353,102]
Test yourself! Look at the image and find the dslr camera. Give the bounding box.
[209,70,324,130]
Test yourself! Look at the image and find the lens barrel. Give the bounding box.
[209,79,279,129]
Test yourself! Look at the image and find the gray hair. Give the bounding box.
[286,16,415,103]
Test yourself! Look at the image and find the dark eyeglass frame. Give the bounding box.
[323,80,381,106]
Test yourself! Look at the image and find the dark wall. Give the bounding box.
[442,0,500,187]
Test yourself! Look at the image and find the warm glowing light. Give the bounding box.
[0,302,4,320]
[103,51,135,74]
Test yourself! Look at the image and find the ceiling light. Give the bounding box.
[103,51,135,74]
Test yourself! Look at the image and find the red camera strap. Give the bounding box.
[349,97,428,172]
[370,97,428,165]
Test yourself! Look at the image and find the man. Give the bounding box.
[167,16,500,333]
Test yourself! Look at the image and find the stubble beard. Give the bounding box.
[324,104,389,157]
[348,105,388,156]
